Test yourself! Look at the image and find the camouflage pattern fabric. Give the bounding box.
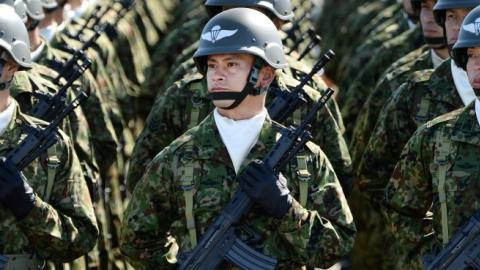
[127,68,353,198]
[0,102,98,269]
[350,45,433,169]
[386,102,480,269]
[340,26,424,138]
[120,113,356,269]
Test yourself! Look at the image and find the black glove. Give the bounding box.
[238,160,293,219]
[0,157,36,220]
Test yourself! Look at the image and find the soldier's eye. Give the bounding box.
[207,63,216,69]
[227,62,238,68]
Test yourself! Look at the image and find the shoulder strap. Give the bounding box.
[44,143,60,202]
[433,127,453,247]
[179,141,197,248]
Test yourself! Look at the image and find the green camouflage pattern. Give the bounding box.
[358,59,464,203]
[350,45,433,169]
[386,102,480,269]
[340,26,423,138]
[120,113,355,269]
[0,103,98,266]
[127,68,353,198]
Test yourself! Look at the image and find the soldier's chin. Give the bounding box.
[213,99,236,109]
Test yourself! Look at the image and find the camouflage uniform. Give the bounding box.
[386,102,480,269]
[120,113,356,269]
[350,45,433,169]
[340,26,424,138]
[127,68,353,198]
[0,102,98,269]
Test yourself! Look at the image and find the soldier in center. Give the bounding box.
[120,8,355,269]
[127,0,354,200]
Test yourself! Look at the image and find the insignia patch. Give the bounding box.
[201,25,238,43]
[462,18,480,36]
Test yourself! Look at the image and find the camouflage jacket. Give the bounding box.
[386,102,480,268]
[358,59,464,205]
[0,102,98,264]
[120,113,355,269]
[127,70,353,197]
[340,26,423,138]
[350,46,433,169]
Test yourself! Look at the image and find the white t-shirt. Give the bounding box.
[214,108,267,173]
[31,41,46,62]
[451,60,477,107]
[475,98,480,128]
[0,101,15,137]
[431,49,445,69]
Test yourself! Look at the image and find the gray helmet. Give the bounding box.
[452,6,480,69]
[0,0,28,22]
[0,4,31,68]
[433,0,480,26]
[194,8,287,73]
[40,0,56,10]
[23,0,45,21]
[204,0,294,21]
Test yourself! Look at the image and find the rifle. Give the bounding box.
[267,49,335,123]
[298,29,322,61]
[423,210,480,270]
[0,255,7,270]
[30,51,91,122]
[178,88,334,270]
[8,93,88,170]
[282,11,309,45]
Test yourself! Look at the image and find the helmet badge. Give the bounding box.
[462,17,480,36]
[201,25,238,43]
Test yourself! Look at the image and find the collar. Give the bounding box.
[450,101,480,146]
[30,41,46,62]
[430,49,445,69]
[476,98,480,129]
[0,100,16,137]
[451,60,476,107]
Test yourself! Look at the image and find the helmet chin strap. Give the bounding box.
[424,36,447,49]
[208,58,268,110]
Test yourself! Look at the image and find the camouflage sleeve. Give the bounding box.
[384,124,435,250]
[357,82,417,204]
[18,136,99,262]
[120,149,177,269]
[277,147,356,268]
[126,83,192,192]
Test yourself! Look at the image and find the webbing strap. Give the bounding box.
[434,131,452,247]
[181,141,197,248]
[45,144,60,202]
[296,155,311,207]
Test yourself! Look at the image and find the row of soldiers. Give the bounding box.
[318,0,480,269]
[1,0,480,269]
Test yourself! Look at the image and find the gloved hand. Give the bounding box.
[0,157,36,220]
[238,160,293,219]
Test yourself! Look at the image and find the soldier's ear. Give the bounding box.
[258,65,275,88]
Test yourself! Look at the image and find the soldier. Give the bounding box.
[120,8,355,269]
[385,6,480,268]
[0,4,98,269]
[128,0,353,199]
[351,0,449,171]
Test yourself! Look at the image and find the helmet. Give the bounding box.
[194,8,287,110]
[194,8,287,72]
[433,0,480,26]
[452,6,480,69]
[40,0,57,10]
[204,0,294,21]
[23,0,45,21]
[0,0,27,22]
[0,4,31,68]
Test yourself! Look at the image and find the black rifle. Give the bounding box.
[8,93,88,170]
[30,51,91,122]
[298,29,322,61]
[423,210,480,270]
[267,49,335,123]
[282,11,309,45]
[0,255,7,270]
[178,89,334,270]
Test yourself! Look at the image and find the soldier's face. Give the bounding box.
[445,8,471,46]
[420,0,443,40]
[0,55,19,83]
[206,53,255,108]
[466,47,480,92]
